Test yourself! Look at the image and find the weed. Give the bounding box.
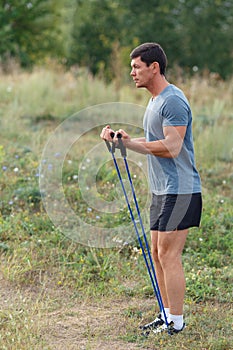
[0,67,232,349]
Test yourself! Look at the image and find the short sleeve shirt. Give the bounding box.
[143,84,201,195]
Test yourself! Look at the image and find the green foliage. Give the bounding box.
[0,69,232,348]
[0,1,232,78]
[69,0,122,80]
[69,0,233,79]
[177,0,233,78]
[0,0,64,67]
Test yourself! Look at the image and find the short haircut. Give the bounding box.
[130,42,167,75]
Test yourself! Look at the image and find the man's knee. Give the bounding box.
[152,243,171,267]
[158,247,170,268]
[158,247,183,270]
[151,243,159,263]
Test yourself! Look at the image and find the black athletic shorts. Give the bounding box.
[150,193,202,232]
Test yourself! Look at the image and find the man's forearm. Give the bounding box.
[131,137,146,143]
[126,139,176,158]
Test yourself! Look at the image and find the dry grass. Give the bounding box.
[0,66,232,349]
[1,270,233,350]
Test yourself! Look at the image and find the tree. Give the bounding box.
[69,0,123,79]
[178,0,233,78]
[0,0,64,67]
[68,0,233,79]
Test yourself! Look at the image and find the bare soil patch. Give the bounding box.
[1,272,233,350]
[0,272,152,349]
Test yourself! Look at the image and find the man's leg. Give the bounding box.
[151,229,188,328]
[151,230,169,309]
[139,230,169,334]
[157,229,188,315]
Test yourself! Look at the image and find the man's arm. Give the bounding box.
[131,137,146,143]
[116,126,186,158]
[100,127,146,144]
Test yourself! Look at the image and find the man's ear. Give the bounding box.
[152,61,160,73]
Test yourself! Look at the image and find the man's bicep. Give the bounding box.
[163,125,186,141]
[162,125,187,157]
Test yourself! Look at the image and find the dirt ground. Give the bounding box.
[1,272,232,350]
[41,299,147,350]
[0,272,153,350]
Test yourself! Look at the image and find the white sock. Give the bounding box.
[169,314,184,330]
[161,308,170,322]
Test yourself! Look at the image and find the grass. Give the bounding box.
[0,64,233,349]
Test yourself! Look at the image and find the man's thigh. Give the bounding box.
[157,229,188,257]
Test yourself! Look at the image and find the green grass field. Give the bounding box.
[0,66,232,349]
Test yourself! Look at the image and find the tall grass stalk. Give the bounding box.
[0,65,232,349]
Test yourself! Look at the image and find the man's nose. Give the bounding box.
[130,68,135,76]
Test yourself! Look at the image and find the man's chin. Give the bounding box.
[135,82,143,88]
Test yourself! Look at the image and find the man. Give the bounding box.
[100,42,202,335]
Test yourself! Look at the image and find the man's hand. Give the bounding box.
[113,129,131,145]
[100,125,115,141]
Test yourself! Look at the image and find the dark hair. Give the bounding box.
[130,42,167,75]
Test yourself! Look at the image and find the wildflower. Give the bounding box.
[73,175,78,180]
[2,166,7,171]
[27,2,33,9]
[133,247,140,253]
[13,167,19,172]
[193,65,198,72]
[54,152,61,158]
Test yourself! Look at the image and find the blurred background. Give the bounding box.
[0,0,232,80]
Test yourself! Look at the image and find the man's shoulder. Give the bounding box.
[163,84,185,98]
[162,85,189,107]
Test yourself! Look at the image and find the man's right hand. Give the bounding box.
[100,125,115,141]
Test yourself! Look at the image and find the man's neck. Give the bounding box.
[149,75,170,98]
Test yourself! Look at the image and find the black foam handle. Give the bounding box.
[104,131,116,153]
[104,140,112,152]
[117,133,127,157]
[110,132,116,153]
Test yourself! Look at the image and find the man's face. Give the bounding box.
[130,56,154,88]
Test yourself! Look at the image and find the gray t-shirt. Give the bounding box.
[143,84,201,195]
